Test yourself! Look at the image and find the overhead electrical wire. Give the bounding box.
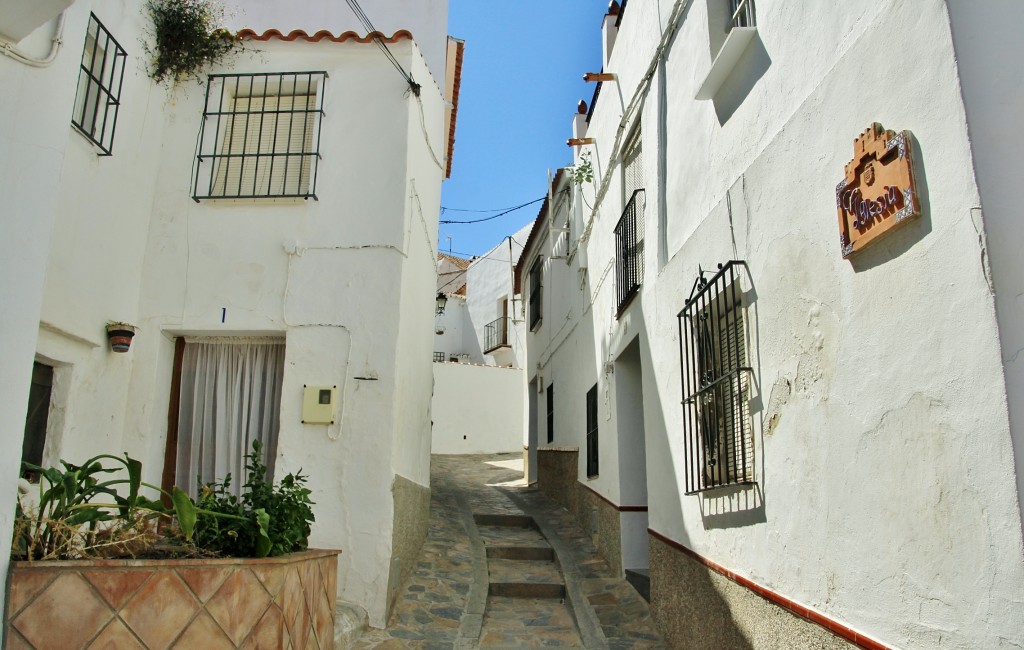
[344,0,420,94]
[439,197,544,225]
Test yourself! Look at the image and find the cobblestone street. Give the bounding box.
[349,454,665,649]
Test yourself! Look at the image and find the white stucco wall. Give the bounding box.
[466,221,533,369]
[431,363,525,455]
[433,295,482,362]
[0,0,447,630]
[523,0,1024,648]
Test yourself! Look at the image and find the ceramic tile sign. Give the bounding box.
[836,123,921,258]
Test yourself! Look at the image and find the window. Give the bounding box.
[730,0,756,29]
[71,14,126,155]
[586,384,598,477]
[677,261,753,494]
[433,352,445,362]
[529,256,543,330]
[546,383,554,444]
[21,362,54,481]
[615,125,645,315]
[193,72,327,200]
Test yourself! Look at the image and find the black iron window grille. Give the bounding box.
[433,352,445,362]
[528,257,543,330]
[615,189,645,315]
[71,14,126,155]
[193,72,327,201]
[677,261,753,494]
[586,384,599,477]
[730,0,756,29]
[484,317,509,353]
[546,383,554,444]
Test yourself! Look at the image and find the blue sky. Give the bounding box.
[440,1,605,257]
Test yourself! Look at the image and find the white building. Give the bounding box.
[0,0,461,629]
[516,0,1024,648]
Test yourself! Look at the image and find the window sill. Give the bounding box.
[695,26,758,100]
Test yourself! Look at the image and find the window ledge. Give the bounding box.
[695,27,758,100]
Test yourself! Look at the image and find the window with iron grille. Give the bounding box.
[677,261,753,494]
[546,383,554,444]
[586,384,598,477]
[193,72,327,201]
[71,14,126,155]
[529,256,543,330]
[616,126,645,315]
[729,0,756,29]
[433,352,445,362]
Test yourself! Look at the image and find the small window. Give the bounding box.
[193,72,327,200]
[546,383,554,444]
[677,261,753,494]
[71,14,126,155]
[529,256,543,330]
[586,384,598,477]
[433,352,445,362]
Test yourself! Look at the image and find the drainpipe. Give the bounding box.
[1,12,66,68]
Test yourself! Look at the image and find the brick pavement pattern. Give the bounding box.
[349,453,665,649]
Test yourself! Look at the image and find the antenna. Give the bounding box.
[445,234,453,252]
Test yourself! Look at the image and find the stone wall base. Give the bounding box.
[388,473,430,617]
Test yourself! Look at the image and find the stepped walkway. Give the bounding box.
[349,453,665,649]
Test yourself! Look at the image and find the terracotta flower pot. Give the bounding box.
[105,323,137,353]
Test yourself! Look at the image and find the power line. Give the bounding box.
[441,202,539,214]
[344,0,420,94]
[439,197,544,225]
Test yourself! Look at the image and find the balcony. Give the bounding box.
[614,189,645,316]
[484,317,510,354]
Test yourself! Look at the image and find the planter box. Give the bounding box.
[5,549,339,649]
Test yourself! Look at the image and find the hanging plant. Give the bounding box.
[145,0,239,85]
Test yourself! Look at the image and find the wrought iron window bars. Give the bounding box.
[614,189,645,315]
[193,72,327,201]
[677,261,754,494]
[71,14,126,156]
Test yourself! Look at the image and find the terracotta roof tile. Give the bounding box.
[446,39,465,179]
[437,252,472,270]
[236,29,414,44]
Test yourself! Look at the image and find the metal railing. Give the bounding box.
[71,14,126,156]
[730,0,756,29]
[677,261,753,494]
[484,317,509,353]
[614,189,645,315]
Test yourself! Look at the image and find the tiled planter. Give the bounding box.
[5,549,339,649]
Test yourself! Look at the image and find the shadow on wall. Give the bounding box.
[715,34,772,125]
[849,132,933,273]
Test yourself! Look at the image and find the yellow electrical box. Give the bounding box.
[302,385,337,424]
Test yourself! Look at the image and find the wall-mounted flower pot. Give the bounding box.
[105,323,137,353]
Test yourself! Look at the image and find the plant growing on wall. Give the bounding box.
[567,149,595,209]
[145,0,239,84]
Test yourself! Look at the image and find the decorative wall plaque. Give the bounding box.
[836,123,920,258]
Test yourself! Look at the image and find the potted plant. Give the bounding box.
[7,443,337,649]
[105,321,137,352]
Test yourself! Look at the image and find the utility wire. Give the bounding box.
[344,0,420,94]
[440,197,544,224]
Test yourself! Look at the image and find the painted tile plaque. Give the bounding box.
[836,123,920,258]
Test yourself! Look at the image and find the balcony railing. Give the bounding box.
[614,189,645,315]
[730,0,755,29]
[484,317,510,353]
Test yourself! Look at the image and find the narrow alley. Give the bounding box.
[349,454,665,649]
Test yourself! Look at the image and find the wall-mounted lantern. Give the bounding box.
[435,292,448,315]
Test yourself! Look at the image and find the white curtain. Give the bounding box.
[176,339,286,498]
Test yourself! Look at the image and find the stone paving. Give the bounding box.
[349,453,665,649]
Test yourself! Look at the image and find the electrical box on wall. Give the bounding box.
[302,385,337,424]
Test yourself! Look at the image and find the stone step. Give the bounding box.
[476,524,548,548]
[486,545,555,561]
[473,513,535,528]
[488,581,566,599]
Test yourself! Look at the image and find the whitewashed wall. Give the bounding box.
[466,221,533,369]
[433,295,482,362]
[431,363,525,455]
[0,0,448,629]
[524,0,1024,647]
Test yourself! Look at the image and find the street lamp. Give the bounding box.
[435,292,448,315]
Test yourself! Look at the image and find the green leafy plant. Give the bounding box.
[193,440,314,558]
[145,0,239,84]
[567,149,594,186]
[13,454,198,560]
